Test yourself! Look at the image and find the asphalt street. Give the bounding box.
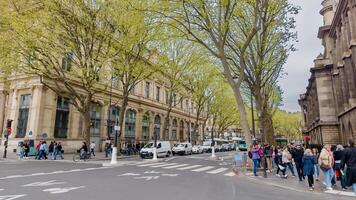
[0,152,354,200]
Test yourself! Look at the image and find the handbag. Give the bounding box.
[320,161,330,171]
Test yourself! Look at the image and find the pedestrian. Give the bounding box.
[48,141,54,160]
[55,142,64,160]
[79,142,88,159]
[35,141,41,159]
[250,144,261,177]
[312,148,320,181]
[90,141,96,157]
[341,139,356,195]
[333,145,347,190]
[319,144,334,191]
[303,149,316,191]
[292,144,305,181]
[275,147,286,178]
[37,141,47,160]
[282,146,295,177]
[264,144,273,172]
[23,142,29,158]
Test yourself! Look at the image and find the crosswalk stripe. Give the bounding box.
[163,164,189,169]
[206,168,228,174]
[150,163,178,168]
[177,165,202,170]
[137,162,165,167]
[192,166,215,172]
[223,172,235,177]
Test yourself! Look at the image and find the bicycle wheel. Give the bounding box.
[73,153,80,162]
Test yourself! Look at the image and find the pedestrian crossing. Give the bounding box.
[132,162,236,177]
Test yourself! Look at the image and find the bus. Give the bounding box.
[231,137,247,151]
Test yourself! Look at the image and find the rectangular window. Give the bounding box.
[173,93,177,105]
[17,94,31,138]
[165,90,169,104]
[90,103,101,137]
[144,82,150,98]
[54,97,70,138]
[62,52,73,71]
[108,106,120,137]
[130,84,135,95]
[156,86,160,102]
[186,100,189,111]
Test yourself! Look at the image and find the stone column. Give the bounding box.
[135,109,143,143]
[29,85,45,139]
[348,2,356,44]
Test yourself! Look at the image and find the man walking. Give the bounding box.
[90,141,96,157]
[293,144,305,181]
[342,139,356,195]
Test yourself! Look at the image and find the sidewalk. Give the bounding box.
[0,151,138,162]
[240,168,355,198]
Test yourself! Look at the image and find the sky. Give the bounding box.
[280,0,324,112]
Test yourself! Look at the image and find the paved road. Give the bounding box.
[0,152,354,200]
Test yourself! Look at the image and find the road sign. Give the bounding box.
[114,126,120,131]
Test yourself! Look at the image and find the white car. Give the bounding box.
[192,145,203,154]
[172,143,192,155]
[140,141,172,158]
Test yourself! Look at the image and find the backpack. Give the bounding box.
[248,151,253,159]
[258,148,263,157]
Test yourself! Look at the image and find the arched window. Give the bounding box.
[154,115,161,140]
[179,120,184,142]
[90,103,102,137]
[108,106,120,138]
[125,109,136,138]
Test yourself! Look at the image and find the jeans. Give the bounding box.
[353,183,356,195]
[37,150,46,160]
[295,162,304,181]
[54,150,64,160]
[322,168,334,189]
[285,162,295,176]
[314,164,320,178]
[253,159,260,176]
[90,148,95,156]
[48,152,54,160]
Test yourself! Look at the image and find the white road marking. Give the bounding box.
[0,167,109,180]
[22,180,66,187]
[177,165,202,170]
[206,168,228,174]
[162,174,179,177]
[339,191,356,197]
[137,162,164,167]
[134,176,160,181]
[150,163,178,168]
[223,172,236,177]
[192,166,215,172]
[0,195,27,200]
[117,173,140,177]
[144,171,163,174]
[163,164,189,169]
[0,189,3,191]
[43,186,85,194]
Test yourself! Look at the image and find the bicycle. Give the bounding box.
[73,150,91,162]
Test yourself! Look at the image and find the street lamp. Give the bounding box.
[111,125,120,165]
[211,127,216,158]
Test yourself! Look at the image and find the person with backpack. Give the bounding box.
[264,144,273,172]
[35,141,42,160]
[48,141,54,160]
[333,145,347,190]
[250,144,261,177]
[54,142,64,160]
[292,144,305,181]
[319,144,334,191]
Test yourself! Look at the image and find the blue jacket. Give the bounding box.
[302,155,315,176]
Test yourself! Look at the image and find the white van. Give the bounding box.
[172,142,192,155]
[139,141,172,159]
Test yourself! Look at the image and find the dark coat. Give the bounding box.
[292,149,304,163]
[342,147,356,186]
[302,155,315,176]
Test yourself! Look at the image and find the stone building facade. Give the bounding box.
[299,0,356,145]
[0,73,206,152]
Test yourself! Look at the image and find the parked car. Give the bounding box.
[172,143,192,155]
[139,141,172,159]
[215,145,223,152]
[221,144,231,151]
[229,143,236,151]
[202,141,212,153]
[192,145,203,154]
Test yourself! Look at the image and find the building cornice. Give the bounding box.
[318,25,331,39]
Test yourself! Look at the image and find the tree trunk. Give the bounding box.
[161,108,172,141]
[81,109,91,145]
[193,109,201,145]
[255,92,275,145]
[118,92,129,149]
[232,84,252,147]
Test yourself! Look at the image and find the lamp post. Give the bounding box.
[152,123,159,160]
[111,125,120,165]
[211,127,216,158]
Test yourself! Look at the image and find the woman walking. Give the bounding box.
[312,148,320,181]
[275,147,286,178]
[303,149,316,191]
[319,144,334,191]
[250,144,261,177]
[282,147,295,177]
